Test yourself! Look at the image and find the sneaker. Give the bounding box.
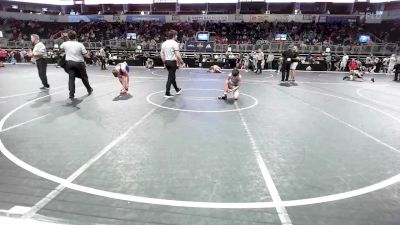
[88,88,93,95]
[40,86,49,90]
[164,94,174,98]
[371,78,375,83]
[176,88,182,95]
[69,95,74,99]
[218,95,227,100]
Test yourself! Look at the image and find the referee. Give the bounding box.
[31,34,49,89]
[161,30,183,98]
[60,31,93,99]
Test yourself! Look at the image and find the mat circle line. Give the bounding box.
[0,86,400,208]
[146,88,258,113]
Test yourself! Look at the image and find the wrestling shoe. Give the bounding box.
[218,95,227,100]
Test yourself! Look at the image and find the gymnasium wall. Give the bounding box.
[0,11,397,24]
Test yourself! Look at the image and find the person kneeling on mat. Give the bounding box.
[112,61,130,95]
[145,58,154,70]
[218,68,241,100]
[343,65,375,83]
[207,65,222,73]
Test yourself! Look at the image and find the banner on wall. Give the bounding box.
[256,40,269,45]
[186,42,214,52]
[365,14,382,24]
[126,15,166,22]
[250,15,290,23]
[68,15,104,22]
[320,16,359,24]
[187,15,228,22]
[250,15,270,22]
[235,14,243,22]
[172,15,180,21]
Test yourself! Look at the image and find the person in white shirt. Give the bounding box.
[99,48,106,70]
[339,53,349,71]
[371,56,379,73]
[267,52,274,70]
[365,55,373,72]
[388,54,396,76]
[160,30,183,98]
[243,54,250,72]
[255,48,264,74]
[30,34,49,89]
[60,31,93,99]
[382,57,389,73]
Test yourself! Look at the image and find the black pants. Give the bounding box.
[65,61,92,97]
[281,63,291,81]
[256,60,262,74]
[394,64,400,81]
[165,60,179,95]
[100,56,106,70]
[36,58,49,87]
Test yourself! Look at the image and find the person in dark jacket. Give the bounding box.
[281,47,294,82]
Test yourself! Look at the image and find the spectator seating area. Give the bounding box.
[1,18,399,46]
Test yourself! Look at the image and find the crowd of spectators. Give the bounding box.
[2,18,399,47]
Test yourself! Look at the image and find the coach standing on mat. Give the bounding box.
[161,30,183,98]
[281,47,294,82]
[60,31,93,99]
[31,34,50,89]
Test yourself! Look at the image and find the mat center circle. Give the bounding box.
[146,88,258,113]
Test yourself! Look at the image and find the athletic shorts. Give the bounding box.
[117,63,129,78]
[290,62,298,70]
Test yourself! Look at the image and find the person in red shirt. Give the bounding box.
[348,59,358,71]
[343,59,374,82]
[0,49,7,63]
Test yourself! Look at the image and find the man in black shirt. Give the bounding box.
[281,47,294,82]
